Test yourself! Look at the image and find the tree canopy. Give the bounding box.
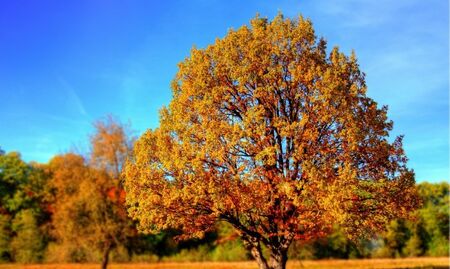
[124,14,419,269]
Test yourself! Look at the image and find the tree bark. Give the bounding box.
[251,245,269,269]
[101,242,112,269]
[240,230,293,269]
[249,245,289,269]
[242,236,269,269]
[268,248,288,269]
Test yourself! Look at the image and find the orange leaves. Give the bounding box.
[90,115,134,179]
[106,187,126,204]
[47,117,135,258]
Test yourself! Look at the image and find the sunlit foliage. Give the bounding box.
[124,14,419,269]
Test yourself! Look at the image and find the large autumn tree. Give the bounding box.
[124,15,419,269]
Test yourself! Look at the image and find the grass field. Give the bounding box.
[0,257,448,269]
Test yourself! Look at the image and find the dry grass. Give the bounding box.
[0,257,448,269]
[288,257,450,269]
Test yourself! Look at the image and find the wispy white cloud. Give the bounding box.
[58,77,89,117]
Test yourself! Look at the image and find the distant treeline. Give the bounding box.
[0,117,448,264]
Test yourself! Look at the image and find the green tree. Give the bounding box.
[373,182,449,258]
[0,152,50,262]
[403,222,426,257]
[10,209,44,263]
[0,152,31,214]
[0,214,11,262]
[124,14,419,269]
[377,219,410,258]
[418,182,449,256]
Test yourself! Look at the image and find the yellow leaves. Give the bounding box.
[255,145,278,166]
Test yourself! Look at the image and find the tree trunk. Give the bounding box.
[101,243,112,269]
[268,248,288,269]
[241,233,292,269]
[242,236,269,269]
[250,244,269,269]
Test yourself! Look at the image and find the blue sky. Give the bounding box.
[0,0,448,182]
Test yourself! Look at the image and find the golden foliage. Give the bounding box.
[124,14,419,268]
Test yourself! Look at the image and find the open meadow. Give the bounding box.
[0,258,448,269]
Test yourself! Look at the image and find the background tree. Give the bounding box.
[417,182,449,256]
[0,214,11,262]
[0,152,31,215]
[89,115,134,269]
[46,153,97,262]
[377,219,410,258]
[10,209,45,263]
[0,152,49,263]
[90,115,133,179]
[48,116,134,269]
[124,14,419,269]
[375,182,449,258]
